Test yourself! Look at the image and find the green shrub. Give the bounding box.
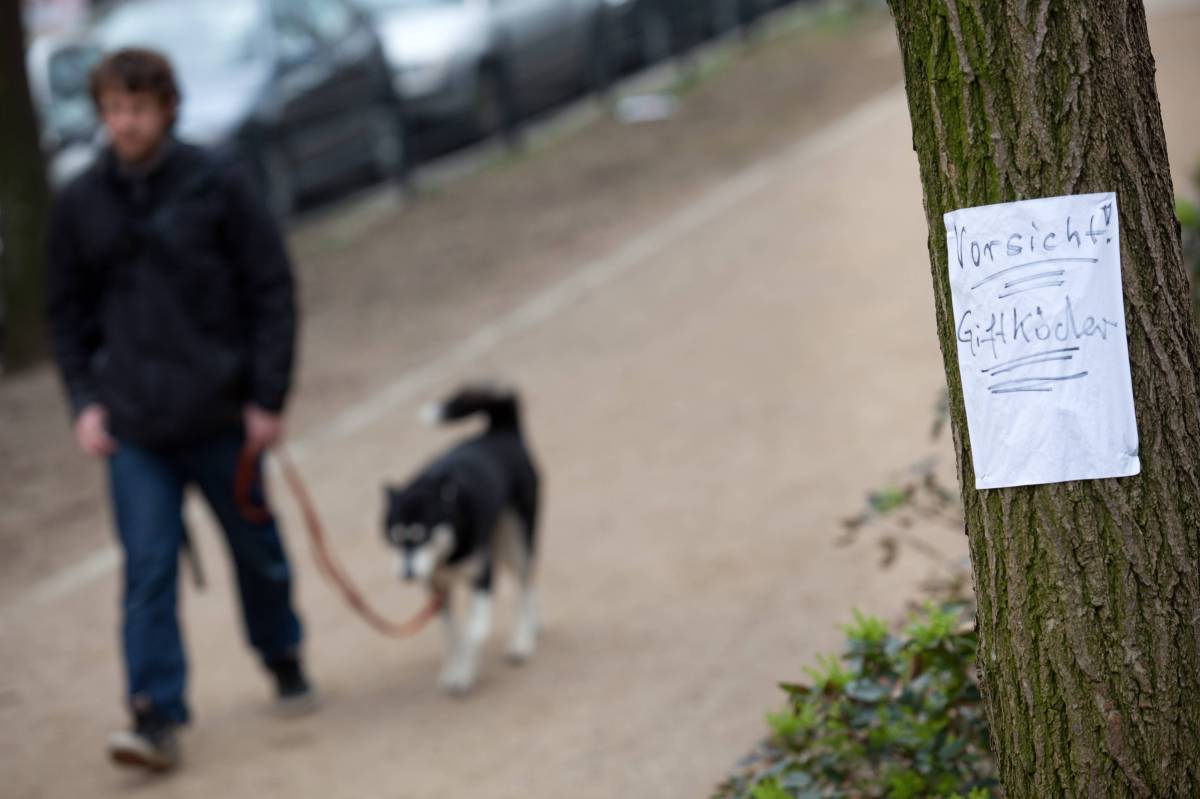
[1178,165,1200,322]
[713,603,995,799]
[715,394,993,798]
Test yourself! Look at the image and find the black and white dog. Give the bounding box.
[383,385,540,694]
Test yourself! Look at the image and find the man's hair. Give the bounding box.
[89,48,181,109]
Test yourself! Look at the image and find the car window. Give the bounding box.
[93,0,265,72]
[47,45,102,102]
[41,44,102,140]
[355,0,463,10]
[298,0,356,43]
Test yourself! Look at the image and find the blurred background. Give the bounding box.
[3,0,1199,797]
[23,0,807,204]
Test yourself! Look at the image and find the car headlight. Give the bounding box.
[395,62,450,99]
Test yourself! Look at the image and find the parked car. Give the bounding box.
[353,0,499,133]
[57,0,406,216]
[26,32,100,154]
[603,0,671,70]
[354,0,610,136]
[489,0,611,110]
[607,0,793,69]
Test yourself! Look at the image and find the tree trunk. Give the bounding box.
[887,1,1200,796]
[0,0,51,371]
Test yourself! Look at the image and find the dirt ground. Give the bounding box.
[2,4,1199,797]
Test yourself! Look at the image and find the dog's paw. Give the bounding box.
[506,627,537,665]
[439,660,478,696]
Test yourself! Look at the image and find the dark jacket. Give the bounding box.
[47,141,296,449]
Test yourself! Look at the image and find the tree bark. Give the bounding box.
[0,0,51,371]
[887,1,1200,796]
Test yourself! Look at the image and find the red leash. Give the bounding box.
[235,445,444,638]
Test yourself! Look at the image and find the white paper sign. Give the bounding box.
[944,193,1140,489]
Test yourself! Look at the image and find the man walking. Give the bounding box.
[47,48,313,772]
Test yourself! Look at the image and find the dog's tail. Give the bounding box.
[420,384,521,432]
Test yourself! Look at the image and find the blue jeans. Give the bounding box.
[108,432,303,724]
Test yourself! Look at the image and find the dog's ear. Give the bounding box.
[440,479,457,505]
[383,485,405,514]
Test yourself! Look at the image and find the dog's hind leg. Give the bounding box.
[507,583,539,664]
[501,510,540,664]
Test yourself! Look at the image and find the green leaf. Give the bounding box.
[885,767,928,799]
[767,709,802,740]
[1178,196,1200,229]
[778,771,814,790]
[844,678,891,704]
[750,778,793,799]
[723,594,992,798]
[843,608,891,645]
[868,486,910,513]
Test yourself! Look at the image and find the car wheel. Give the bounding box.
[711,0,740,34]
[472,67,505,138]
[583,23,613,95]
[637,9,673,66]
[259,145,295,220]
[366,103,406,180]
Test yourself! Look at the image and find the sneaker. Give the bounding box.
[268,655,318,717]
[107,710,180,772]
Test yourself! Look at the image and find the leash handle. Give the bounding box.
[234,445,273,525]
[235,444,444,638]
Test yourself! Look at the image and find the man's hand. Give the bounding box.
[244,404,285,453]
[75,404,118,458]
